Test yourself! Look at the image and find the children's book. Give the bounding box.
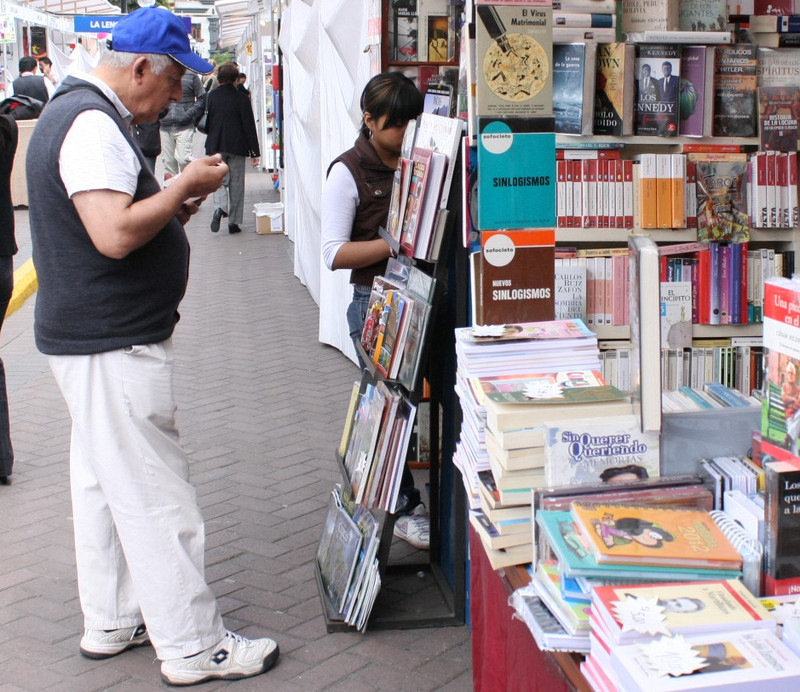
[570,502,744,569]
[476,369,622,404]
[592,579,776,645]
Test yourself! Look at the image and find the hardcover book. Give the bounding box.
[570,502,744,569]
[712,43,759,138]
[758,85,800,152]
[635,44,683,136]
[543,413,661,486]
[593,42,636,136]
[474,3,553,117]
[476,116,556,230]
[593,578,776,644]
[477,229,556,325]
[695,160,750,242]
[552,42,597,135]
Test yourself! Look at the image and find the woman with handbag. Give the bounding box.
[203,62,260,234]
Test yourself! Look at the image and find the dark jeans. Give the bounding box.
[346,284,418,513]
[0,256,14,477]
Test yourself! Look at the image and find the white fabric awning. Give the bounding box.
[215,0,259,47]
[23,0,121,15]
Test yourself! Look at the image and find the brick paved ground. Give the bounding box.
[0,165,472,691]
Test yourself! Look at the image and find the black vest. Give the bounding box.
[12,75,48,105]
[27,76,189,355]
[328,132,394,287]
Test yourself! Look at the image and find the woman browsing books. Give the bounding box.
[321,72,429,549]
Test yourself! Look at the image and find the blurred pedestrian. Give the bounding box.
[204,62,260,234]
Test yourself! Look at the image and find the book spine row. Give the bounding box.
[556,255,629,327]
[748,151,800,229]
[663,346,762,396]
[556,158,635,230]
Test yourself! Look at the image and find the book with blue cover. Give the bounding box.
[477,116,556,230]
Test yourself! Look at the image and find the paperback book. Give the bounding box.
[635,43,683,136]
[592,579,776,645]
[536,510,742,580]
[593,42,636,136]
[474,3,553,117]
[477,229,556,325]
[679,44,714,137]
[476,115,556,230]
[713,43,759,138]
[695,160,750,242]
[570,502,744,569]
[678,0,727,31]
[543,413,661,486]
[552,42,597,135]
[611,629,800,692]
[758,85,800,152]
[764,455,800,598]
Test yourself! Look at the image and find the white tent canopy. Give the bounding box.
[22,0,120,15]
[215,0,259,47]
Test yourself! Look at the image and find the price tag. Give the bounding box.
[638,635,707,678]
[612,595,670,636]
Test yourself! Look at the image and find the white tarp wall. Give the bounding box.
[279,0,373,363]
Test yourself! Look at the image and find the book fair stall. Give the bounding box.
[280,0,800,688]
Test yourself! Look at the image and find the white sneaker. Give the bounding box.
[80,624,149,659]
[393,504,430,550]
[161,630,279,686]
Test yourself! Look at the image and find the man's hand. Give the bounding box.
[174,155,228,200]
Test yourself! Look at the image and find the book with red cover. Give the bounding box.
[399,147,433,255]
[477,229,556,325]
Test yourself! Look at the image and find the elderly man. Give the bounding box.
[26,7,279,687]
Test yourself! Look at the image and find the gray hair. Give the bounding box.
[101,51,175,75]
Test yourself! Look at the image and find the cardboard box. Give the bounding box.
[256,213,283,234]
[254,202,284,234]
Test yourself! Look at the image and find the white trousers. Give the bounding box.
[49,341,225,660]
[160,128,195,177]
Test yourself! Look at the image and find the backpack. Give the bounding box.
[0,94,44,121]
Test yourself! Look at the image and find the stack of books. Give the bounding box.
[582,579,800,691]
[453,318,630,568]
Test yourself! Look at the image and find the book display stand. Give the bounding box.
[314,123,467,632]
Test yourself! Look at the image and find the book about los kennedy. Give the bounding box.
[635,44,683,137]
[476,115,556,230]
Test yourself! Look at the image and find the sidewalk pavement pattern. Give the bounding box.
[0,166,472,691]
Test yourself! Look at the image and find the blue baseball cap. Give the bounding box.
[111,7,213,75]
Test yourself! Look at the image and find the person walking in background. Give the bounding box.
[204,61,260,234]
[38,56,58,97]
[320,71,430,550]
[159,70,204,179]
[0,113,17,486]
[25,7,279,686]
[203,63,219,92]
[236,71,250,98]
[12,56,49,105]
